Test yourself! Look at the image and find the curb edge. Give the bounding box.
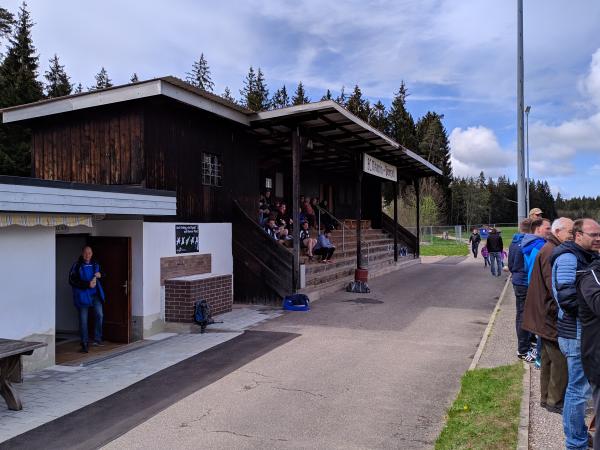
[517,362,531,450]
[468,275,512,371]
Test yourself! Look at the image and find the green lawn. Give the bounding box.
[435,363,524,450]
[420,236,469,256]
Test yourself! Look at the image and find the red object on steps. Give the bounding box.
[355,268,369,282]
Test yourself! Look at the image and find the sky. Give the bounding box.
[4,0,600,198]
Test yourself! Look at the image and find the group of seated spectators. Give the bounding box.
[258,190,336,263]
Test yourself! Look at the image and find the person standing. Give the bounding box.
[552,219,600,450]
[529,207,543,220]
[576,252,600,450]
[522,218,573,414]
[509,219,533,359]
[486,228,504,276]
[69,245,106,353]
[469,228,481,258]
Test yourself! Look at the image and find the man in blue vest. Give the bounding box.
[69,246,106,353]
[552,218,600,450]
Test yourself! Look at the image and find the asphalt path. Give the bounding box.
[105,258,507,449]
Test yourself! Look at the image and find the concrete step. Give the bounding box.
[299,257,420,303]
[300,240,398,264]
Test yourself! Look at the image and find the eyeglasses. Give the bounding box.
[579,232,600,239]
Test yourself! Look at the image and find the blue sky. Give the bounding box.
[6,0,600,198]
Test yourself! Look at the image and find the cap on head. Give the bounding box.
[529,207,543,216]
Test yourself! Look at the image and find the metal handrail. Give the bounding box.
[316,207,370,262]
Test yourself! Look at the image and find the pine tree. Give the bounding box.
[291,82,309,105]
[89,67,112,91]
[186,53,214,92]
[240,66,269,111]
[0,7,13,41]
[74,82,83,94]
[387,82,418,152]
[44,54,72,98]
[369,100,388,132]
[346,85,369,121]
[222,86,236,104]
[130,73,138,83]
[0,2,44,176]
[271,85,290,109]
[320,89,332,101]
[335,86,347,106]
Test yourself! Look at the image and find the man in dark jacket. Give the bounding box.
[69,246,106,353]
[552,219,600,450]
[509,219,533,358]
[468,229,481,258]
[486,227,504,276]
[523,218,572,413]
[577,256,600,450]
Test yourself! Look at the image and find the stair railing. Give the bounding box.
[317,206,370,264]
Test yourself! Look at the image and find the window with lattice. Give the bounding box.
[202,153,222,187]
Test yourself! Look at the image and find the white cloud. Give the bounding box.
[449,126,514,178]
[581,48,600,108]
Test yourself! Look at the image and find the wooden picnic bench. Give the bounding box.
[0,338,47,411]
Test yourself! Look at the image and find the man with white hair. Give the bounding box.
[523,217,572,413]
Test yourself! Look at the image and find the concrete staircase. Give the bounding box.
[299,227,419,301]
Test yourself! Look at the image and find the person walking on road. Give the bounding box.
[486,227,504,277]
[552,219,600,450]
[69,245,106,354]
[522,218,572,414]
[469,228,481,258]
[509,219,533,359]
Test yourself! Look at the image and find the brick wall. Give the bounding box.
[160,254,211,286]
[165,275,233,322]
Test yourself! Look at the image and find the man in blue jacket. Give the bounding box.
[508,218,533,359]
[552,218,600,450]
[69,245,106,353]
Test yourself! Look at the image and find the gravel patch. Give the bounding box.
[529,367,564,450]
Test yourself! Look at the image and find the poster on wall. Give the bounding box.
[175,224,199,254]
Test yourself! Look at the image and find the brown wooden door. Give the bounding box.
[86,236,131,343]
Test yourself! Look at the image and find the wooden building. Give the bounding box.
[1,76,441,313]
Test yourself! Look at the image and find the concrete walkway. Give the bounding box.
[0,306,282,443]
[104,256,505,449]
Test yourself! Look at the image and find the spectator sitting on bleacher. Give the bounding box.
[302,199,316,228]
[263,217,288,244]
[300,221,317,259]
[314,227,336,263]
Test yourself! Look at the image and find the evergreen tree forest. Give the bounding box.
[1,2,591,227]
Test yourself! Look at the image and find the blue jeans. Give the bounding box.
[78,295,104,345]
[559,330,591,450]
[513,284,531,355]
[489,251,502,276]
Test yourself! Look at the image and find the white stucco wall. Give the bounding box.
[142,222,232,334]
[0,226,56,370]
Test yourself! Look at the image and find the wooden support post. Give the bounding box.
[414,178,420,258]
[393,180,398,262]
[291,127,302,292]
[356,154,363,270]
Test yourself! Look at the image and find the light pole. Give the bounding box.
[516,0,527,221]
[525,105,531,213]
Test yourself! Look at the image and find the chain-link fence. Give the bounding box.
[414,223,519,246]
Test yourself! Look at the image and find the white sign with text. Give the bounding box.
[363,153,397,181]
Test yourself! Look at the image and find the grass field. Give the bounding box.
[420,236,469,256]
[435,363,524,450]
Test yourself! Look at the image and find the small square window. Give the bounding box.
[202,153,222,187]
[265,177,273,189]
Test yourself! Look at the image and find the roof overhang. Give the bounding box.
[249,101,442,177]
[0,176,177,216]
[1,77,251,126]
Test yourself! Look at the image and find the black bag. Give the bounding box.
[193,299,214,333]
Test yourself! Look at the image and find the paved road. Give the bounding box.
[106,258,507,450]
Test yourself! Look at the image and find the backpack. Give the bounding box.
[193,299,214,333]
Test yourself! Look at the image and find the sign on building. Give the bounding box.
[176,224,199,254]
[363,153,397,182]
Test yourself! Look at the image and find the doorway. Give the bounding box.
[55,235,132,365]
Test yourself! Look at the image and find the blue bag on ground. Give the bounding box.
[193,299,214,333]
[282,294,310,311]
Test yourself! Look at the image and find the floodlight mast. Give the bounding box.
[517,0,527,221]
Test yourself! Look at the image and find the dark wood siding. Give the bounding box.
[143,98,259,222]
[31,103,145,185]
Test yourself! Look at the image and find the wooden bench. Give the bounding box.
[0,338,47,411]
